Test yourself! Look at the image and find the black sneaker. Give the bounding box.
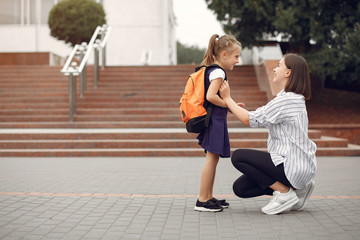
[194,199,223,212]
[210,197,229,208]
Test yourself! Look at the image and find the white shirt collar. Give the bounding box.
[277,89,286,97]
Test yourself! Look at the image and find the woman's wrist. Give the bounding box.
[223,96,232,105]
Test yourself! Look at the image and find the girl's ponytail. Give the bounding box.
[201,34,219,66]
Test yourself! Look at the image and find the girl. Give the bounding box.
[219,53,317,215]
[194,34,241,212]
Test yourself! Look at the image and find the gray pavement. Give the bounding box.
[0,156,359,240]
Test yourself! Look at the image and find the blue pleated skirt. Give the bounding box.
[197,106,230,158]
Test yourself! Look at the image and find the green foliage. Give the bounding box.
[206,0,360,89]
[48,0,106,46]
[308,27,360,89]
[177,41,206,64]
[205,0,277,48]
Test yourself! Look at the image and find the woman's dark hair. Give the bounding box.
[284,53,312,100]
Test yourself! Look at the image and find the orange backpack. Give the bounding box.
[179,65,217,133]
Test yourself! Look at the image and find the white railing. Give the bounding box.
[61,24,112,121]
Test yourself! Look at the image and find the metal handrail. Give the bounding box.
[60,45,79,74]
[78,26,101,72]
[61,24,112,121]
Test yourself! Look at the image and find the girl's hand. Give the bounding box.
[219,81,231,99]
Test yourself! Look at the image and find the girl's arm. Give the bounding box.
[206,78,227,108]
[219,81,250,126]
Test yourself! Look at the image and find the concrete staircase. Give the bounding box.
[0,65,359,157]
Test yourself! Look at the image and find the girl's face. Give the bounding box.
[220,46,241,71]
[273,57,291,86]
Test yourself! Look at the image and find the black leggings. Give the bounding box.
[231,149,293,198]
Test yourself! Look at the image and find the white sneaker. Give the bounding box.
[262,188,299,215]
[291,180,315,211]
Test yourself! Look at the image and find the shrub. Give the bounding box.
[48,0,106,46]
[177,41,206,64]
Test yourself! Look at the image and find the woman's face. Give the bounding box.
[273,57,291,86]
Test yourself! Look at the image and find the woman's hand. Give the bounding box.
[219,81,231,100]
[220,81,250,126]
[220,81,246,109]
[206,78,228,108]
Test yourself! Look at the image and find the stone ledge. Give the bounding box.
[0,52,65,66]
[310,124,360,145]
[254,59,280,101]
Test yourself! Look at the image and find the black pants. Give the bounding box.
[231,149,293,198]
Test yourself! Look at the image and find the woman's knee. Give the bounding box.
[232,181,250,198]
[231,149,250,171]
[232,181,243,198]
[231,149,246,165]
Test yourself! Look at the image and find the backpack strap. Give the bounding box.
[204,64,227,128]
[194,64,226,128]
[194,65,206,72]
[206,64,227,81]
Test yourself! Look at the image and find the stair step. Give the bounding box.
[1,146,359,157]
[0,121,312,129]
[0,137,348,149]
[77,102,264,109]
[0,128,322,139]
[0,139,267,149]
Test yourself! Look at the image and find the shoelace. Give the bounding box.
[207,200,221,208]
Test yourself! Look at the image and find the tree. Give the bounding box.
[206,0,360,89]
[177,41,206,64]
[48,0,106,46]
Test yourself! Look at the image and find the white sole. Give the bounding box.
[194,206,223,212]
[262,197,299,215]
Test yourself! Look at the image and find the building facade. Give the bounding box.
[0,0,177,66]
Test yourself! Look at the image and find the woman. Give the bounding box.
[219,53,317,215]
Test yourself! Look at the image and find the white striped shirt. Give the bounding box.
[248,89,317,189]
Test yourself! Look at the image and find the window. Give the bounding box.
[41,0,56,24]
[0,0,22,24]
[0,0,57,25]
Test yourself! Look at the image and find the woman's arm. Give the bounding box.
[219,81,250,126]
[206,78,227,108]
